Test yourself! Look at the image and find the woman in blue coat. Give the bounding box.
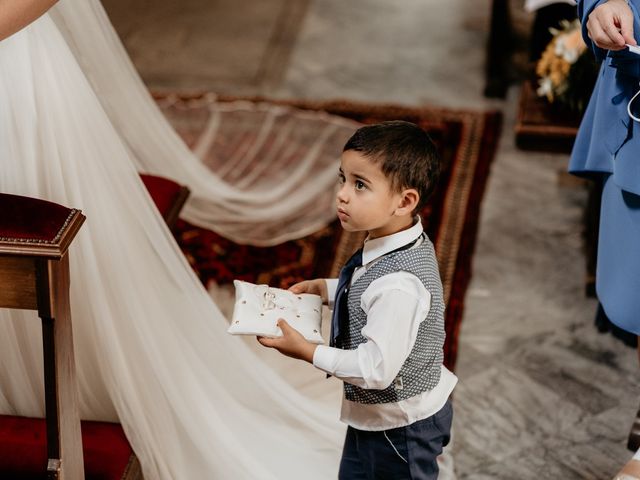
[572,0,640,339]
[571,0,640,475]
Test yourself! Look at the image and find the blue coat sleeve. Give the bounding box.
[577,0,608,60]
[579,0,640,70]
[570,0,640,195]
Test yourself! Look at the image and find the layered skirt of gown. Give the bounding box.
[0,5,345,479]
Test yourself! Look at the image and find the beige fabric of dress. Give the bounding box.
[0,2,347,478]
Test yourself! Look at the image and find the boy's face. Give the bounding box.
[337,150,415,239]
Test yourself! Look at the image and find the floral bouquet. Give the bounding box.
[536,19,599,114]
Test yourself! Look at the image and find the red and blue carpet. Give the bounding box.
[159,95,502,371]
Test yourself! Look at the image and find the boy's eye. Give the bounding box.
[355,180,366,191]
[338,173,345,184]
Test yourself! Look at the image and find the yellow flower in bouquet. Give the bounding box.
[536,19,588,103]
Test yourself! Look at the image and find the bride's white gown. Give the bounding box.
[0,2,348,478]
[49,0,355,248]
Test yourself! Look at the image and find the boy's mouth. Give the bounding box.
[337,207,349,220]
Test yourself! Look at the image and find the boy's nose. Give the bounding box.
[336,184,349,203]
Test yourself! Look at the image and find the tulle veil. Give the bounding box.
[0,0,352,477]
[50,0,359,247]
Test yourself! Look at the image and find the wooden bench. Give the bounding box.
[0,193,148,480]
[0,176,188,479]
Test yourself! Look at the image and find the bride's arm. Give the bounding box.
[0,0,58,41]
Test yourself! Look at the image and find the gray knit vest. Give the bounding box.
[341,234,445,404]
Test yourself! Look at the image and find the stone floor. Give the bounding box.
[102,0,640,477]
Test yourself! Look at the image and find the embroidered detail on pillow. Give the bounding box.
[228,280,324,344]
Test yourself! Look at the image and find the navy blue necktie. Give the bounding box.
[330,248,363,347]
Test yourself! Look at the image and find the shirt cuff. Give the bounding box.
[312,344,337,375]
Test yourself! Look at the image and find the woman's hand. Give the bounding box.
[289,279,328,304]
[257,319,317,363]
[587,0,637,50]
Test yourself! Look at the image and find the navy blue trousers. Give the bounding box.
[338,400,452,480]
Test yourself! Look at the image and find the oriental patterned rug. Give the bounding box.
[156,94,502,371]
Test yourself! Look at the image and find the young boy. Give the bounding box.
[258,120,457,479]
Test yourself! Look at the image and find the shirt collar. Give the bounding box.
[362,217,424,266]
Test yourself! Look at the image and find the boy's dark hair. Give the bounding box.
[343,120,440,213]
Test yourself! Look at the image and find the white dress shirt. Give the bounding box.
[313,219,457,431]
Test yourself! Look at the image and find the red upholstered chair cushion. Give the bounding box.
[139,173,190,230]
[0,193,74,243]
[140,173,183,217]
[0,415,133,480]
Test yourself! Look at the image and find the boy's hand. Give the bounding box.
[588,0,636,50]
[289,279,328,304]
[257,319,318,363]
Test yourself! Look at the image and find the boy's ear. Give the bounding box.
[395,188,420,216]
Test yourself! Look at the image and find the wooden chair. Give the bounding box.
[0,194,144,480]
[485,0,511,98]
[0,175,188,479]
[0,193,86,480]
